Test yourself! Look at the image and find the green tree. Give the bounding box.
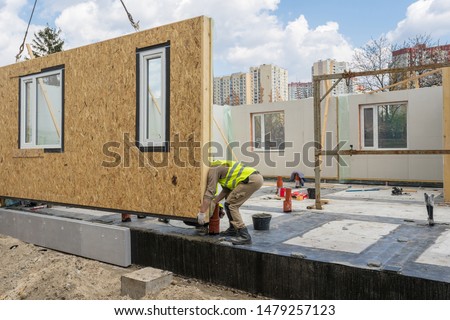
[31,25,64,58]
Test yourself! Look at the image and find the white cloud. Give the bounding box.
[0,0,354,81]
[0,0,44,64]
[387,0,450,43]
[55,1,126,44]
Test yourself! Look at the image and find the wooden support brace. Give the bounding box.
[148,86,162,115]
[368,69,442,94]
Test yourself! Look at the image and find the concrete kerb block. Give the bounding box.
[121,267,173,299]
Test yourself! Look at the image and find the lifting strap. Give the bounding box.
[119,0,140,32]
[16,0,38,62]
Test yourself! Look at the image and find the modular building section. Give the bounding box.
[0,16,212,219]
[213,86,444,184]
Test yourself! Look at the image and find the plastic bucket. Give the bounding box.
[307,188,316,199]
[252,213,272,230]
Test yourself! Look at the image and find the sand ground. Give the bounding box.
[0,234,266,300]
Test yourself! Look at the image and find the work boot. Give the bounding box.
[220,225,238,237]
[220,202,237,236]
[230,227,252,245]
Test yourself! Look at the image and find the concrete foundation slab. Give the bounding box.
[284,219,399,253]
[121,267,173,299]
[0,208,131,267]
[416,229,450,267]
[3,182,450,299]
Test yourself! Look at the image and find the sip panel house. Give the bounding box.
[0,16,213,220]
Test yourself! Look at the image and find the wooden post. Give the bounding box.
[443,68,450,202]
[313,78,322,209]
[321,61,333,147]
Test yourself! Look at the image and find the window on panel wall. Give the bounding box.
[252,112,285,150]
[360,103,407,149]
[136,42,170,152]
[19,66,64,151]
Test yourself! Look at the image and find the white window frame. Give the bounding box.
[19,68,63,150]
[252,111,285,151]
[137,45,169,151]
[360,103,408,150]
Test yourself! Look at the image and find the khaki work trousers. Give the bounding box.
[225,173,264,229]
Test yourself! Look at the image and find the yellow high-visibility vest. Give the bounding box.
[211,160,256,190]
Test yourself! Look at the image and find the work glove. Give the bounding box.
[197,212,206,225]
[218,205,225,219]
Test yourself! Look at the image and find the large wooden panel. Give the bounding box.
[0,16,212,218]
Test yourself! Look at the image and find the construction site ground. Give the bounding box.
[1,180,450,299]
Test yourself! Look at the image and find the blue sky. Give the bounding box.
[275,0,420,47]
[2,0,450,81]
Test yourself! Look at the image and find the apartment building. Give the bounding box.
[288,81,313,100]
[312,59,353,96]
[392,44,450,67]
[250,64,288,104]
[213,72,252,106]
[391,44,450,88]
[214,64,288,106]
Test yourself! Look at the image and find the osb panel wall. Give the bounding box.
[0,16,212,218]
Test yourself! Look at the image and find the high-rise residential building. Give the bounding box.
[391,44,450,67]
[312,59,353,96]
[391,44,450,88]
[250,64,288,104]
[214,64,288,106]
[288,82,313,100]
[213,72,252,106]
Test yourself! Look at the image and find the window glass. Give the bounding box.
[363,108,374,147]
[361,103,407,149]
[36,74,62,146]
[25,81,32,143]
[20,68,63,150]
[254,115,261,149]
[253,112,285,150]
[264,112,285,149]
[378,104,407,148]
[146,56,163,141]
[137,44,169,151]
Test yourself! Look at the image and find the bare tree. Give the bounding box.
[391,34,448,87]
[352,36,393,91]
[352,34,448,91]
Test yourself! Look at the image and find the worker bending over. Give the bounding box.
[198,160,263,245]
[290,171,305,188]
